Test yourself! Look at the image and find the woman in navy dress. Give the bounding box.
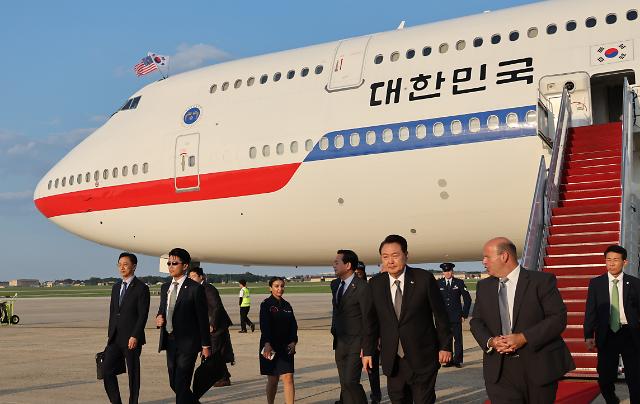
[259,276,298,404]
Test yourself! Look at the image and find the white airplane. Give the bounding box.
[33,0,639,268]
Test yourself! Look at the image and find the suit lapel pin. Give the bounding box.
[410,281,415,284]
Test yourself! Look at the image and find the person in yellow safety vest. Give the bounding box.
[238,279,255,333]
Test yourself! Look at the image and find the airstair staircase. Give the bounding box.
[519,78,639,402]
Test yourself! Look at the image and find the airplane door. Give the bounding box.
[327,36,371,91]
[539,72,593,127]
[174,133,200,192]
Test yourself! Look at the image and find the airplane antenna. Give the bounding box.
[396,20,405,30]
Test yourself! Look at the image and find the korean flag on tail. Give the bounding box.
[591,40,634,66]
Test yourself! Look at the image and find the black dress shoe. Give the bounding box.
[251,323,255,332]
[442,363,452,367]
[238,330,247,333]
[454,362,462,368]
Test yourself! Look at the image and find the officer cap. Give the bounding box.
[356,261,366,270]
[440,262,455,271]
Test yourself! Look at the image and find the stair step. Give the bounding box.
[548,222,619,235]
[559,196,621,208]
[564,164,620,177]
[568,144,622,155]
[561,180,621,192]
[568,312,585,325]
[563,172,621,185]
[562,326,585,339]
[570,122,622,136]
[571,354,598,370]
[545,255,603,266]
[560,289,589,300]
[545,266,607,277]
[548,232,619,245]
[565,339,592,353]
[565,370,598,378]
[566,149,621,162]
[561,188,621,201]
[547,243,613,255]
[565,156,621,169]
[552,203,620,216]
[551,213,620,226]
[556,277,593,288]
[565,300,587,312]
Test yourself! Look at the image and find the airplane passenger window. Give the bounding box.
[491,34,501,44]
[86,172,91,183]
[94,170,99,181]
[287,70,295,79]
[527,27,538,38]
[290,141,299,153]
[319,137,329,151]
[487,115,500,130]
[399,126,410,141]
[509,31,520,41]
[366,130,376,145]
[566,21,577,31]
[234,79,242,89]
[247,77,255,86]
[305,139,313,151]
[422,46,432,56]
[506,112,519,128]
[469,117,481,133]
[606,14,617,24]
[451,120,463,135]
[187,157,195,168]
[103,169,109,180]
[48,180,52,190]
[433,123,445,137]
[390,52,400,62]
[143,163,149,173]
[439,43,449,54]
[415,124,427,139]
[249,147,257,159]
[546,24,558,34]
[273,72,282,82]
[334,135,344,149]
[382,128,393,143]
[586,17,597,28]
[628,10,638,21]
[122,166,128,177]
[132,164,139,175]
[456,41,466,51]
[222,82,229,91]
[61,177,66,187]
[276,143,285,155]
[350,132,360,147]
[301,67,310,77]
[76,174,82,184]
[69,175,74,186]
[210,84,217,94]
[55,178,59,188]
[526,110,537,125]
[374,54,383,64]
[263,145,271,157]
[260,74,268,84]
[112,167,118,178]
[406,49,415,59]
[315,65,324,75]
[473,37,483,47]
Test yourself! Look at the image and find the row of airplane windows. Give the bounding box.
[47,163,150,191]
[375,9,638,63]
[210,65,325,94]
[249,139,315,159]
[317,111,537,151]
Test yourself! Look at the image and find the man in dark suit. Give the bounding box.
[188,267,234,387]
[584,245,640,404]
[437,262,472,368]
[155,248,211,404]
[331,249,373,404]
[103,252,150,404]
[470,237,574,403]
[363,235,452,404]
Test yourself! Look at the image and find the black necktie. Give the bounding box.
[119,282,127,306]
[336,281,345,305]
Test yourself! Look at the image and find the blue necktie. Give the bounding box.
[119,282,127,306]
[336,281,345,305]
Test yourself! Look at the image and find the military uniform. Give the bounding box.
[438,263,472,366]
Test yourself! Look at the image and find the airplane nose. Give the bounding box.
[33,173,50,217]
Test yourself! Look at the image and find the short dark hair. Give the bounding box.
[379,234,408,255]
[190,267,204,277]
[118,252,137,266]
[357,261,366,271]
[337,249,359,271]
[239,279,247,286]
[604,245,627,260]
[269,276,285,287]
[168,248,191,265]
[496,240,517,258]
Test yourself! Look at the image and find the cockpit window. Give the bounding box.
[119,96,142,112]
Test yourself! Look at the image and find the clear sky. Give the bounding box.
[0,0,540,280]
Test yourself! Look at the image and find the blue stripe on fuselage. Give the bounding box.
[304,105,538,162]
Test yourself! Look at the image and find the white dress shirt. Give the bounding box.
[166,274,187,313]
[608,272,628,325]
[336,272,355,303]
[120,275,135,296]
[389,268,407,305]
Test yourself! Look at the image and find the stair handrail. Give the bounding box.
[535,88,572,271]
[521,156,547,270]
[620,78,639,276]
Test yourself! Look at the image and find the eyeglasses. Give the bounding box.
[167,261,183,266]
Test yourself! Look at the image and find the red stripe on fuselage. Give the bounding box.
[35,163,301,218]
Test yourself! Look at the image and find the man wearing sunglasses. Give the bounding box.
[156,248,211,404]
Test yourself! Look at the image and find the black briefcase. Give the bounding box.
[193,353,226,399]
[96,350,126,380]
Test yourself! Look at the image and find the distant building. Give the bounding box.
[9,279,40,287]
[0,281,8,288]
